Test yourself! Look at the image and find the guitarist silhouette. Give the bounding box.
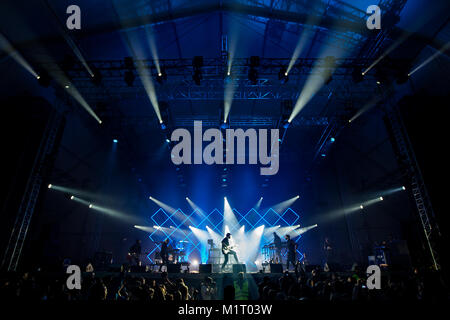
[221,233,239,270]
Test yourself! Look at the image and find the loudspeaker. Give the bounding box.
[108,264,123,272]
[130,265,146,273]
[199,264,212,274]
[93,251,113,270]
[305,265,320,272]
[326,263,343,272]
[167,264,181,273]
[232,264,246,273]
[270,264,283,273]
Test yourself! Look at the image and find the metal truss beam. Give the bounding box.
[1,110,64,271]
[384,91,440,271]
[43,57,378,102]
[113,115,331,128]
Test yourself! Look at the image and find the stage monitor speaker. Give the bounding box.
[270,264,283,273]
[108,264,123,272]
[305,265,320,272]
[130,265,146,273]
[167,264,181,273]
[199,264,212,274]
[326,263,343,272]
[233,264,246,273]
[93,251,113,270]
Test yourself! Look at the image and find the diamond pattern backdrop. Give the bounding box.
[146,207,304,264]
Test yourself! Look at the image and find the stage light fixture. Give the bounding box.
[352,66,364,83]
[360,205,364,209]
[70,196,74,200]
[124,70,135,87]
[156,67,167,84]
[380,197,383,201]
[402,186,406,190]
[48,184,52,189]
[192,56,203,85]
[89,204,93,208]
[248,67,258,85]
[37,70,51,87]
[278,66,289,83]
[330,137,335,142]
[113,139,118,143]
[124,56,134,69]
[91,67,102,86]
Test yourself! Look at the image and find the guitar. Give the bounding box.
[222,244,238,255]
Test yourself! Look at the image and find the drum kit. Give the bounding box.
[153,240,188,263]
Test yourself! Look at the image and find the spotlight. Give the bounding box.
[113,139,118,143]
[192,260,199,266]
[352,66,364,83]
[185,197,189,200]
[156,68,167,84]
[380,196,383,201]
[278,66,289,83]
[282,119,290,129]
[220,122,229,129]
[70,196,74,200]
[89,204,93,208]
[249,56,260,68]
[192,70,202,85]
[192,56,203,85]
[165,138,170,143]
[261,197,263,200]
[248,67,258,85]
[65,85,70,89]
[402,186,406,190]
[48,184,52,189]
[296,195,300,198]
[124,56,134,69]
[192,56,204,69]
[149,196,153,199]
[124,70,135,86]
[360,205,364,209]
[91,68,102,86]
[330,137,335,142]
[375,65,389,85]
[37,70,51,87]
